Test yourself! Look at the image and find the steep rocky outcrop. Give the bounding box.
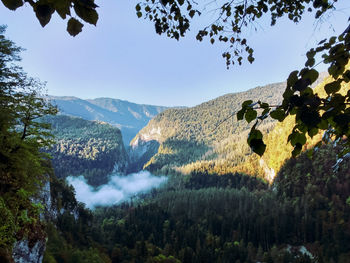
[12,240,46,263]
[128,127,163,172]
[11,178,53,263]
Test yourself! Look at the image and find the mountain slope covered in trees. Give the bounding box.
[129,82,285,174]
[49,96,169,145]
[261,71,350,176]
[43,141,350,263]
[44,115,128,186]
[129,73,331,179]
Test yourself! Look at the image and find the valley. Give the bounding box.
[39,74,350,263]
[2,2,350,263]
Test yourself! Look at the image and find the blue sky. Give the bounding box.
[1,0,349,106]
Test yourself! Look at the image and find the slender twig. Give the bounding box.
[212,111,237,132]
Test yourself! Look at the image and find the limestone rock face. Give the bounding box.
[12,240,46,263]
[12,179,52,263]
[128,136,160,173]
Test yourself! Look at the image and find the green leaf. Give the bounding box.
[324,80,342,95]
[74,2,98,25]
[292,143,302,157]
[247,55,254,63]
[34,2,55,27]
[259,102,269,109]
[67,18,84,37]
[282,87,294,102]
[305,58,315,67]
[245,108,257,123]
[242,100,253,108]
[270,109,285,122]
[293,79,309,91]
[308,128,318,138]
[237,108,245,120]
[54,0,71,19]
[287,70,298,88]
[288,131,306,146]
[1,0,23,10]
[261,108,270,117]
[302,69,319,84]
[189,10,196,18]
[306,148,314,159]
[343,70,350,82]
[248,128,263,142]
[300,109,321,128]
[334,114,350,128]
[247,129,266,156]
[318,119,328,129]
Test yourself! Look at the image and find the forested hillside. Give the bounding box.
[49,96,169,145]
[43,141,350,263]
[44,115,128,186]
[130,82,285,174]
[262,72,350,175]
[129,72,334,181]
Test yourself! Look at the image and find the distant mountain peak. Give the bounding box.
[48,95,170,146]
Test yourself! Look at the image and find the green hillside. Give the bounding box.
[44,142,350,263]
[49,96,169,145]
[129,73,336,180]
[262,72,350,175]
[44,115,129,186]
[130,82,286,177]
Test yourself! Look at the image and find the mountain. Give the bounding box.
[48,96,169,145]
[129,82,285,174]
[261,72,350,176]
[41,73,350,263]
[44,115,128,186]
[129,74,328,177]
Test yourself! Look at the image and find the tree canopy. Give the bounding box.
[0,25,57,254]
[1,0,349,157]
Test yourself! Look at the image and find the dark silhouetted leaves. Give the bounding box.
[302,68,319,84]
[334,114,350,129]
[293,79,310,91]
[34,2,55,27]
[245,108,257,123]
[291,143,302,157]
[247,129,266,156]
[289,95,304,107]
[287,70,299,88]
[324,79,342,95]
[299,109,321,127]
[67,18,84,37]
[74,2,98,25]
[288,131,306,147]
[1,0,23,10]
[242,100,253,107]
[54,0,71,19]
[270,109,285,121]
[237,108,245,121]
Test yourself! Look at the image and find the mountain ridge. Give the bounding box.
[48,96,171,145]
[129,73,329,176]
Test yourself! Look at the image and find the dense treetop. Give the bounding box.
[44,115,129,186]
[0,25,57,254]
